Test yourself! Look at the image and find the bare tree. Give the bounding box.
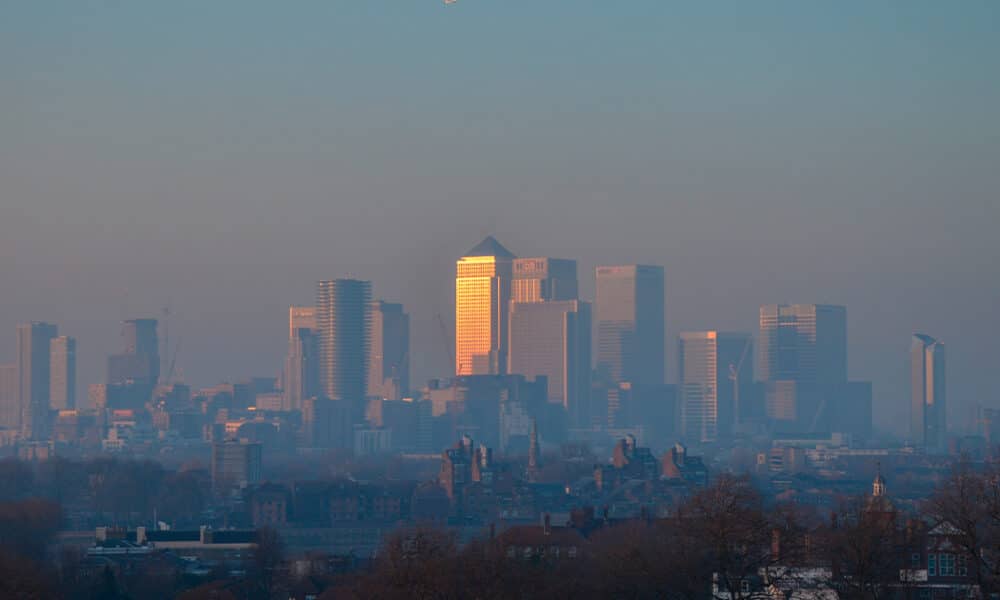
[924,461,1000,594]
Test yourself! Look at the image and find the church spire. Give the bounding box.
[872,462,887,497]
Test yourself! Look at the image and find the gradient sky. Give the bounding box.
[2,2,998,436]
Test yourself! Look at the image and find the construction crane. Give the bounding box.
[728,336,753,427]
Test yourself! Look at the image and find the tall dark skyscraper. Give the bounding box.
[0,363,17,429]
[758,304,846,385]
[17,322,58,439]
[49,335,76,411]
[911,333,946,451]
[595,265,665,386]
[316,279,372,405]
[107,318,160,386]
[368,300,410,401]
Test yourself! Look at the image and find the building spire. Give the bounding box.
[872,461,886,497]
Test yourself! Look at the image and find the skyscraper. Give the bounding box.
[316,279,372,406]
[50,336,76,411]
[107,318,159,385]
[17,322,58,439]
[911,333,946,451]
[595,265,665,385]
[288,306,316,339]
[455,236,515,376]
[508,299,591,425]
[678,331,752,444]
[758,304,846,385]
[368,300,410,401]
[0,363,18,429]
[283,326,319,412]
[511,257,578,303]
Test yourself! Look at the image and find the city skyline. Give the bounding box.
[2,3,998,437]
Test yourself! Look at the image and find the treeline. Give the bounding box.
[318,465,1000,600]
[1,461,998,599]
[0,456,209,527]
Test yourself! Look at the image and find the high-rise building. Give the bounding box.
[595,265,665,385]
[911,333,946,451]
[17,322,58,439]
[758,304,846,385]
[455,236,515,376]
[107,318,159,386]
[50,336,76,411]
[289,306,316,339]
[211,439,262,493]
[0,363,18,429]
[368,300,410,401]
[283,327,319,412]
[511,258,578,303]
[508,299,591,426]
[678,331,753,444]
[316,279,372,407]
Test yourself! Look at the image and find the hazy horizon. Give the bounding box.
[3,2,999,436]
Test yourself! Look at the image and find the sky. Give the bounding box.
[2,1,998,436]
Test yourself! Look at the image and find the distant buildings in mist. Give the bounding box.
[0,235,969,458]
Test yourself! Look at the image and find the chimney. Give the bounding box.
[543,513,551,536]
[136,526,147,545]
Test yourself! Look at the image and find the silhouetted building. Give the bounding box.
[911,333,946,451]
[508,299,591,427]
[49,335,76,411]
[302,396,353,449]
[211,439,262,494]
[595,265,664,385]
[284,326,319,412]
[368,300,409,400]
[17,322,58,439]
[758,304,846,385]
[0,363,18,430]
[678,331,752,444]
[456,236,515,376]
[316,279,371,416]
[107,318,159,386]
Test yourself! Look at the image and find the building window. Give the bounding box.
[912,553,922,568]
[740,580,751,594]
[957,554,968,576]
[919,589,931,600]
[928,554,936,576]
[939,553,955,576]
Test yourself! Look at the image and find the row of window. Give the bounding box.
[926,553,968,577]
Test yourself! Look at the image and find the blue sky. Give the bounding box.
[2,1,998,436]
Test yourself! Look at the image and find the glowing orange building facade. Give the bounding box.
[455,237,515,376]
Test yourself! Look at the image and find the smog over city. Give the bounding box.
[1,3,998,599]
